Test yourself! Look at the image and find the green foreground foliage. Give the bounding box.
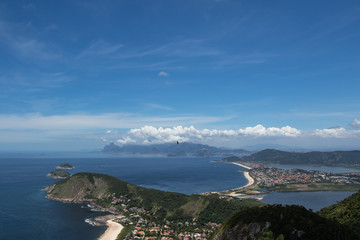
[211,205,359,240]
[319,190,360,236]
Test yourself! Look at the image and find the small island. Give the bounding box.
[56,162,75,169]
[47,170,71,179]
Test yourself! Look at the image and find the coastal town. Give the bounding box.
[246,164,360,187]
[223,162,360,197]
[89,161,360,240]
[90,193,221,240]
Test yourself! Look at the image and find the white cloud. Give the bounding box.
[116,125,302,145]
[0,113,227,130]
[313,127,360,138]
[158,71,169,77]
[351,118,360,128]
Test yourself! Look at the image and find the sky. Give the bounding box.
[0,0,360,151]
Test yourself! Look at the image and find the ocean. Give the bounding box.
[0,153,357,239]
[0,154,247,240]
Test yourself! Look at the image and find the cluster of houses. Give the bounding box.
[109,194,221,240]
[250,166,360,186]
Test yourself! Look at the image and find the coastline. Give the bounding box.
[222,162,261,199]
[202,161,259,197]
[231,162,254,189]
[97,216,124,240]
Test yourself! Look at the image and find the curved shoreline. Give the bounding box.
[231,162,254,189]
[98,218,123,240]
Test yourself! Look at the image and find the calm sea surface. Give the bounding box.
[0,154,247,240]
[261,191,355,211]
[0,153,357,239]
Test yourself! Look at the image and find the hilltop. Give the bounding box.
[102,142,250,157]
[56,162,75,169]
[46,170,71,179]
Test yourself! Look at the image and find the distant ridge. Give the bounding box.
[102,142,250,157]
[240,149,360,166]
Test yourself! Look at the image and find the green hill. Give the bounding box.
[56,162,74,169]
[319,190,360,235]
[46,170,71,179]
[46,172,260,224]
[211,205,359,240]
[240,149,360,166]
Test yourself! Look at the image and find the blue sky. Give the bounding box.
[0,0,360,150]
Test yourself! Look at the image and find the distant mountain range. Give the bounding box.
[102,142,250,157]
[224,149,360,166]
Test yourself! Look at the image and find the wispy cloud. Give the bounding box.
[23,3,37,10]
[116,39,222,59]
[146,103,174,111]
[0,20,62,60]
[158,71,169,77]
[0,71,73,90]
[351,118,360,128]
[0,113,228,130]
[77,40,123,58]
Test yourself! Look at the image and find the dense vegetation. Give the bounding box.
[239,149,360,166]
[47,172,261,225]
[211,205,359,240]
[319,190,360,235]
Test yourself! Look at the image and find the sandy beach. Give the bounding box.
[96,215,124,240]
[231,162,255,190]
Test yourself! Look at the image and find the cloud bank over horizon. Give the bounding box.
[103,125,360,149]
[114,125,302,145]
[0,113,359,150]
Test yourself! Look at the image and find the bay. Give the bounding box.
[0,154,247,240]
[261,191,355,211]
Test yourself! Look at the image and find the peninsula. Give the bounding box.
[45,172,261,240]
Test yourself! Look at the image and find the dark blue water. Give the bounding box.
[0,155,247,240]
[1,154,357,240]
